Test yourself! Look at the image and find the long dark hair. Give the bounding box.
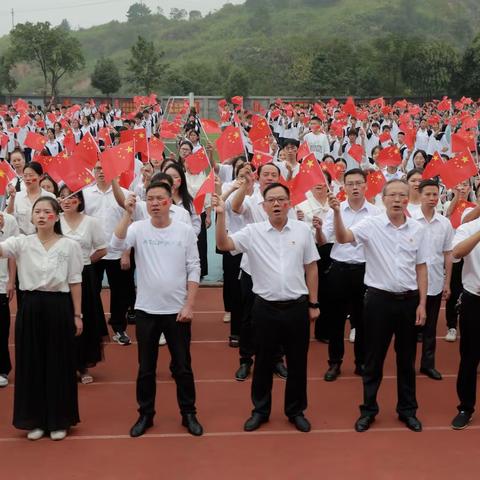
[163,162,193,215]
[32,196,63,235]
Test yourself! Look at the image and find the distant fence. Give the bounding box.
[0,94,433,120]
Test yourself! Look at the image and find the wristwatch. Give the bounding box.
[308,302,320,309]
[74,313,83,319]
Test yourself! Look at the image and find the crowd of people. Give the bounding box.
[0,94,480,440]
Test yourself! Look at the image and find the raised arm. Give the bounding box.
[328,193,355,244]
[213,194,236,252]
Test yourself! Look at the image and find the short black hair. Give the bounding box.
[146,181,172,197]
[262,182,290,199]
[257,162,280,177]
[283,138,300,148]
[150,172,173,187]
[406,168,424,181]
[344,168,367,182]
[59,185,85,212]
[347,128,358,137]
[24,161,43,176]
[418,179,440,193]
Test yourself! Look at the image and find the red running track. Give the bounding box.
[0,287,479,480]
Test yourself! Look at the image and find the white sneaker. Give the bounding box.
[0,375,8,388]
[50,430,67,441]
[223,312,231,323]
[27,429,45,441]
[445,328,457,342]
[349,328,356,343]
[159,333,167,346]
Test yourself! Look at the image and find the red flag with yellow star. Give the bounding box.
[450,199,476,229]
[0,160,17,194]
[36,152,70,184]
[422,151,445,179]
[215,126,244,163]
[200,118,221,135]
[439,151,478,189]
[290,153,327,206]
[365,171,386,200]
[348,144,364,164]
[252,151,273,169]
[248,115,272,142]
[193,169,215,214]
[62,165,96,193]
[99,141,135,184]
[120,128,149,159]
[377,146,402,167]
[24,131,47,151]
[148,136,165,162]
[452,130,476,153]
[185,147,210,175]
[70,131,99,168]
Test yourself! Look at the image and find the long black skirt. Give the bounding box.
[13,291,80,431]
[77,264,108,371]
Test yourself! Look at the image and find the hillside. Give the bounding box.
[1,0,480,96]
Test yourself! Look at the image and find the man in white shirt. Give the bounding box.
[449,216,480,429]
[303,117,330,161]
[330,179,428,433]
[215,182,320,433]
[112,181,203,438]
[413,180,454,381]
[317,169,381,381]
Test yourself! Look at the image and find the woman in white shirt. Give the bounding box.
[59,186,108,384]
[44,128,62,157]
[7,148,26,193]
[0,196,83,441]
[406,168,424,216]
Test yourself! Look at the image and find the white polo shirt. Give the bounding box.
[110,219,200,314]
[0,213,19,293]
[303,132,331,161]
[323,200,381,264]
[230,219,320,301]
[452,218,480,296]
[350,213,428,292]
[11,189,56,235]
[412,210,454,296]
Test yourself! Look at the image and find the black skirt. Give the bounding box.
[76,264,108,371]
[13,291,80,431]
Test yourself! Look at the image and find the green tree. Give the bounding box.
[189,10,202,21]
[8,22,84,100]
[125,36,165,94]
[460,33,480,97]
[127,2,152,21]
[403,39,460,97]
[224,66,250,99]
[170,8,187,20]
[91,58,122,96]
[0,56,17,94]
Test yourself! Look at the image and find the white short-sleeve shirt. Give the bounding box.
[1,235,83,292]
[230,219,320,301]
[0,213,19,293]
[350,213,428,292]
[12,189,56,235]
[60,214,107,266]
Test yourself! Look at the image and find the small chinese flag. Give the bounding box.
[193,169,215,214]
[63,130,76,154]
[148,136,165,162]
[0,133,8,149]
[0,160,17,193]
[24,131,47,151]
[365,171,386,200]
[321,162,343,182]
[251,151,273,169]
[377,146,402,167]
[252,137,270,154]
[296,142,311,161]
[99,141,135,184]
[70,131,99,168]
[200,118,221,135]
[13,98,29,113]
[379,131,392,143]
[231,96,243,109]
[422,151,445,179]
[439,151,478,189]
[369,97,385,108]
[450,199,476,229]
[185,147,210,175]
[215,126,244,163]
[17,114,30,128]
[336,188,347,202]
[342,97,358,117]
[289,154,326,206]
[97,127,113,147]
[437,97,452,112]
[452,131,475,152]
[348,144,364,164]
[120,128,149,159]
[248,115,272,142]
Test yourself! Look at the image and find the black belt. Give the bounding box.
[256,295,308,309]
[332,260,366,270]
[367,287,419,300]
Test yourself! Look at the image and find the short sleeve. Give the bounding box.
[415,227,429,264]
[349,216,371,245]
[322,210,334,242]
[67,240,84,284]
[90,217,107,251]
[0,236,21,258]
[452,223,472,249]
[443,222,455,252]
[110,221,138,252]
[303,227,320,265]
[230,225,252,254]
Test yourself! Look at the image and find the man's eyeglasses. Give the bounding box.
[264,197,289,205]
[344,181,365,187]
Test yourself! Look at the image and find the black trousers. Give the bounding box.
[456,291,480,414]
[222,252,242,338]
[197,212,208,278]
[446,260,463,329]
[135,310,196,417]
[360,289,418,418]
[0,294,11,375]
[94,259,135,333]
[326,261,366,367]
[251,296,310,418]
[239,271,283,366]
[314,243,333,341]
[419,293,442,370]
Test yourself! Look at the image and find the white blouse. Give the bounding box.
[1,235,83,292]
[11,189,56,235]
[60,214,107,266]
[0,213,19,294]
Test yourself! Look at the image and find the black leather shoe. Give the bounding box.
[289,415,311,432]
[354,415,375,432]
[229,336,239,348]
[129,415,153,437]
[398,415,422,432]
[182,414,203,436]
[420,367,442,380]
[354,365,364,376]
[235,364,251,381]
[273,362,288,380]
[244,413,268,432]
[324,364,341,382]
